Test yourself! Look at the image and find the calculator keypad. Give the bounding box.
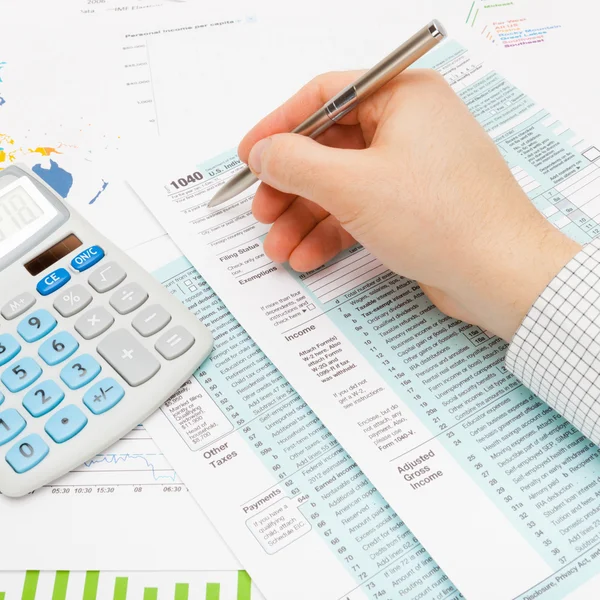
[0,242,204,492]
[23,381,65,418]
[1,293,36,320]
[60,354,102,390]
[88,262,126,293]
[2,358,43,393]
[53,285,92,318]
[45,405,88,443]
[17,310,57,343]
[74,307,114,340]
[38,332,79,366]
[5,434,49,473]
[0,409,26,445]
[97,329,160,387]
[0,334,21,367]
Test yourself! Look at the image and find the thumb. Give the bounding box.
[248,133,368,215]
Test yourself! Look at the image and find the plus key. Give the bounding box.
[97,329,160,387]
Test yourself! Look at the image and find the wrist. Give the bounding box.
[485,226,581,342]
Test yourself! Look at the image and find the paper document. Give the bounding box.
[133,40,600,599]
[141,254,462,600]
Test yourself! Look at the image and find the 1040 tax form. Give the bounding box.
[133,41,600,599]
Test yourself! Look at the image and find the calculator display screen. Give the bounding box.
[0,177,58,260]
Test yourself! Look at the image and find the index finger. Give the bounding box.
[238,70,365,162]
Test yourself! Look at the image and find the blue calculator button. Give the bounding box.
[60,354,101,390]
[0,390,4,406]
[22,381,65,417]
[0,409,26,446]
[0,334,21,366]
[1,358,42,392]
[38,332,79,366]
[45,405,88,443]
[83,378,125,415]
[17,310,57,342]
[5,434,49,473]
[70,246,105,272]
[36,268,71,296]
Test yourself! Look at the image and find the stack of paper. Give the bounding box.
[2,0,598,599]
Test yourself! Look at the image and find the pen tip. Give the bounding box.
[207,188,230,208]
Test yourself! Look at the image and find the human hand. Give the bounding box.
[238,69,581,341]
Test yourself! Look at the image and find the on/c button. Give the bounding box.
[70,245,105,272]
[36,268,71,296]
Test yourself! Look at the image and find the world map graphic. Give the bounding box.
[0,62,110,204]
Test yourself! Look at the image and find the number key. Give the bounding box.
[38,332,79,366]
[17,309,57,342]
[0,333,21,366]
[1,357,42,392]
[23,381,65,417]
[5,434,49,473]
[60,354,101,390]
[0,409,26,446]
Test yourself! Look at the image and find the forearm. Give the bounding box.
[506,240,600,446]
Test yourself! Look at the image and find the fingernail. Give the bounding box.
[249,138,271,175]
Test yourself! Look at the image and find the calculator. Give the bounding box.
[0,165,213,497]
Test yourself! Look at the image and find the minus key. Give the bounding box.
[132,304,172,337]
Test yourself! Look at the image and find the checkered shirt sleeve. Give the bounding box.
[506,239,600,445]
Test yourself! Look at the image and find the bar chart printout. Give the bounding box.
[0,570,256,600]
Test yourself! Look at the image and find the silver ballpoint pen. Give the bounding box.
[208,19,447,208]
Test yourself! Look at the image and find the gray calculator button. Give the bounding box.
[109,283,149,315]
[88,262,126,293]
[97,329,160,387]
[132,305,171,337]
[155,326,195,360]
[53,285,92,317]
[1,293,36,320]
[74,307,115,340]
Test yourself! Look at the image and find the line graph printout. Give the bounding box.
[134,41,600,599]
[57,434,181,487]
[0,426,238,571]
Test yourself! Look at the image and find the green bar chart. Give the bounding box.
[0,570,255,599]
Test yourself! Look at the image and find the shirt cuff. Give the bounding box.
[505,239,600,445]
